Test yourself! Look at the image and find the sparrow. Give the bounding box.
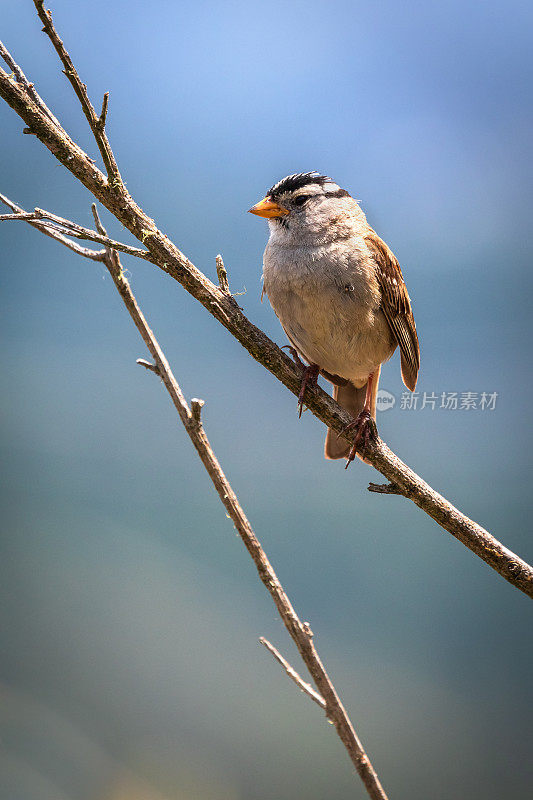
[248,172,420,464]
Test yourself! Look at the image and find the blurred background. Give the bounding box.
[1,1,532,798]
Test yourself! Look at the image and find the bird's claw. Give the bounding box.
[281,347,319,415]
[342,410,377,468]
[282,344,305,369]
[297,363,320,418]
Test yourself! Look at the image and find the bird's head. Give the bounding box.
[248,172,358,241]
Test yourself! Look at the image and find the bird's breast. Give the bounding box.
[262,240,393,383]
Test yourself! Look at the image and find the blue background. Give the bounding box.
[1,1,532,798]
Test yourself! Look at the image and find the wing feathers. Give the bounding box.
[364,230,420,391]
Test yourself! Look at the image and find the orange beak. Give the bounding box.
[248,196,289,219]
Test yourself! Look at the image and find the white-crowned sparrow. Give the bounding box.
[249,172,420,464]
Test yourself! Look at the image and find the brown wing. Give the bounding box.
[364,229,420,391]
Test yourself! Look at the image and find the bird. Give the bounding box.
[248,172,420,464]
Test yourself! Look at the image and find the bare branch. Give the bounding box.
[368,482,403,495]
[0,39,62,129]
[33,0,121,184]
[0,204,153,261]
[136,358,160,376]
[35,207,153,259]
[6,204,389,798]
[0,21,531,599]
[91,202,107,235]
[96,91,109,131]
[0,212,38,221]
[103,248,389,800]
[0,193,105,260]
[259,637,326,710]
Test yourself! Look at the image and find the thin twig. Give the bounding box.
[121,277,389,798]
[0,193,105,260]
[0,205,153,261]
[190,397,205,424]
[33,0,121,185]
[35,207,152,258]
[110,269,389,800]
[96,92,109,131]
[368,482,403,495]
[7,204,390,799]
[0,26,531,598]
[0,212,38,221]
[0,38,62,130]
[259,637,326,710]
[136,358,160,375]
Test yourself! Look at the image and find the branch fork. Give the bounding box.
[0,187,390,798]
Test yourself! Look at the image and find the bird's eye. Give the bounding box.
[293,195,309,207]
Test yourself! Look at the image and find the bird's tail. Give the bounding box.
[324,366,380,460]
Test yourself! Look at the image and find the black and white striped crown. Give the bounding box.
[268,172,333,198]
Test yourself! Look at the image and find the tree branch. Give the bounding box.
[259,637,326,710]
[0,200,153,261]
[0,192,105,260]
[0,16,531,600]
[18,199,388,799]
[0,39,62,130]
[368,482,403,496]
[2,206,154,260]
[33,0,121,184]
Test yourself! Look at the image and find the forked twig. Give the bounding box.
[0,192,105,260]
[1,204,153,261]
[259,637,326,709]
[4,195,388,799]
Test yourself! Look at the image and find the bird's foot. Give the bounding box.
[297,363,320,418]
[281,347,320,417]
[342,409,378,468]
